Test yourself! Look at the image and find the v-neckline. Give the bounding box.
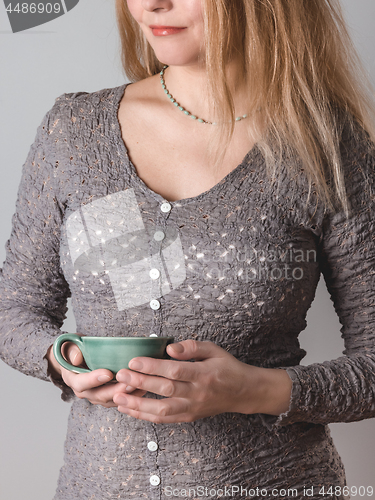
[111,82,262,207]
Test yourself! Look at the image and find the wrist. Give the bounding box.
[256,367,293,416]
[237,364,292,416]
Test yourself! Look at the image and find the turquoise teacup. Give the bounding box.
[53,334,174,375]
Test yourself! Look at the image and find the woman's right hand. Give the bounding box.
[45,339,147,408]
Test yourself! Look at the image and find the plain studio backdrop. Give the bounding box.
[0,1,374,499]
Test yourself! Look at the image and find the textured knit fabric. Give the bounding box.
[1,84,375,500]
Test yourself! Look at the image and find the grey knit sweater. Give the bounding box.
[1,84,375,500]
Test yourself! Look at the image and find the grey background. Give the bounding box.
[0,1,374,499]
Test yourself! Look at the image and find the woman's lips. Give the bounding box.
[150,26,186,36]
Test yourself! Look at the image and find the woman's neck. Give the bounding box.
[160,61,248,122]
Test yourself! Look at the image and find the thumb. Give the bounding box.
[166,340,224,361]
[62,342,84,367]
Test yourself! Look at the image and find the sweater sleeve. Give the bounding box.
[261,120,375,430]
[0,101,75,402]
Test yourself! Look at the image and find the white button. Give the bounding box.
[150,475,160,486]
[149,268,160,279]
[149,333,158,337]
[154,231,165,241]
[160,202,171,213]
[147,441,158,452]
[150,299,161,310]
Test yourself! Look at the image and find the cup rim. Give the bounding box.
[76,336,175,340]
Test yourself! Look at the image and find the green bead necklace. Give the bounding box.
[159,65,249,125]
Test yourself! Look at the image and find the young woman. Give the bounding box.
[1,0,375,498]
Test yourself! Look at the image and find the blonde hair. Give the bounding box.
[115,0,375,218]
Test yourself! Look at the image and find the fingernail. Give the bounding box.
[125,386,133,392]
[98,374,112,382]
[117,372,131,384]
[116,395,128,405]
[129,360,143,370]
[170,343,184,353]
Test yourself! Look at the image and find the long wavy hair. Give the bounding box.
[115,0,375,217]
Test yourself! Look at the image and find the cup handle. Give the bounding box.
[52,333,91,374]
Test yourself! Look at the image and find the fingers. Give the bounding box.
[116,340,225,386]
[81,385,147,407]
[60,366,148,407]
[166,339,225,361]
[61,366,115,393]
[116,368,191,398]
[78,382,128,407]
[114,394,196,424]
[60,341,114,392]
[117,408,194,423]
[114,392,190,417]
[116,357,198,387]
[112,341,238,422]
[62,370,148,407]
[57,338,151,407]
[75,382,139,406]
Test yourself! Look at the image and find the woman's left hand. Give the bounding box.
[113,340,292,423]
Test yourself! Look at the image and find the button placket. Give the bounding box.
[145,201,172,497]
[148,199,172,337]
[149,254,163,298]
[145,425,162,498]
[149,225,164,336]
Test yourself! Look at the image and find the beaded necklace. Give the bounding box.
[159,65,249,125]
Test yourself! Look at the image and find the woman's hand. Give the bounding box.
[45,339,147,408]
[113,340,292,423]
